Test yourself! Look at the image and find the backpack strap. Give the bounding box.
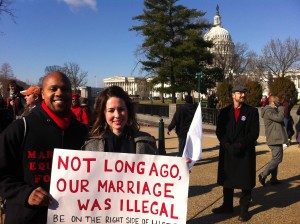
[21,117,27,150]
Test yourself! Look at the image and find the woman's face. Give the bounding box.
[25,94,37,107]
[105,96,128,135]
[9,83,16,93]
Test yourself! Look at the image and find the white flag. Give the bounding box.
[182,103,202,169]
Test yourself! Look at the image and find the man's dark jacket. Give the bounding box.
[168,103,197,138]
[0,106,88,224]
[216,103,259,190]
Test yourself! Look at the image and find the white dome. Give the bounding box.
[204,26,232,42]
[204,5,233,43]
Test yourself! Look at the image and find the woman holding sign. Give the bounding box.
[82,86,160,155]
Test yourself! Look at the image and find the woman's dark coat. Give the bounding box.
[216,103,259,190]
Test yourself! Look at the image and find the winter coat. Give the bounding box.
[261,105,288,145]
[216,103,259,190]
[82,131,158,155]
[168,103,197,138]
[0,106,88,224]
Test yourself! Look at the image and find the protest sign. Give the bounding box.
[47,149,189,224]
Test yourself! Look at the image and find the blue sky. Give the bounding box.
[1,0,299,87]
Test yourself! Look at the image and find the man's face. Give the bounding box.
[232,91,246,104]
[72,98,80,107]
[271,97,280,108]
[42,72,72,116]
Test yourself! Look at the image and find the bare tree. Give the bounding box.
[44,63,88,92]
[0,62,14,78]
[260,37,300,77]
[0,62,15,97]
[44,65,65,74]
[42,65,66,86]
[231,43,253,74]
[63,62,87,93]
[211,40,234,80]
[0,0,16,23]
[230,43,263,85]
[213,41,258,85]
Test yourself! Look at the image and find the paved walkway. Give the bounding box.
[140,125,300,224]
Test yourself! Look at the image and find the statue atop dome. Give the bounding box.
[203,5,235,80]
[214,4,221,27]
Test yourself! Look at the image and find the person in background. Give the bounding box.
[71,94,89,126]
[281,94,294,145]
[259,95,268,107]
[207,91,217,108]
[80,97,91,125]
[295,106,300,147]
[167,95,197,157]
[258,96,288,186]
[0,71,88,224]
[82,85,160,155]
[0,94,5,108]
[20,86,42,117]
[267,92,272,101]
[5,80,24,120]
[0,94,11,133]
[212,86,259,222]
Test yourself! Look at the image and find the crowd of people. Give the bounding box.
[0,72,163,224]
[0,81,92,131]
[0,74,299,223]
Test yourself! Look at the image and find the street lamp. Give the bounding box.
[195,72,204,104]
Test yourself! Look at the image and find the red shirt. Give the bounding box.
[234,107,241,121]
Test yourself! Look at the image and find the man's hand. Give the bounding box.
[221,142,230,150]
[28,187,52,207]
[9,100,15,106]
[186,159,192,164]
[229,143,242,156]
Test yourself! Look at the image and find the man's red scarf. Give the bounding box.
[41,101,72,130]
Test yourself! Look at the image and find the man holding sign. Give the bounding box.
[0,71,88,224]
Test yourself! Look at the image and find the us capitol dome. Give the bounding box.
[204,5,234,57]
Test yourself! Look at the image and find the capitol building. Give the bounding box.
[103,5,300,99]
